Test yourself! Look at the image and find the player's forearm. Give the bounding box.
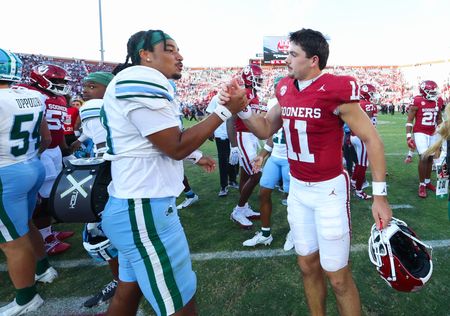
[243,114,276,140]
[365,136,387,182]
[226,117,238,147]
[173,114,224,159]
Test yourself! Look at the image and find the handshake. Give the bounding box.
[213,79,251,121]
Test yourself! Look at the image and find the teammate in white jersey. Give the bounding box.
[0,49,54,316]
[242,77,291,248]
[100,30,244,316]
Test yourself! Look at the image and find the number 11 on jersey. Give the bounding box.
[283,119,314,163]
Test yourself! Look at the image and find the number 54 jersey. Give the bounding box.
[276,74,359,182]
[0,87,45,167]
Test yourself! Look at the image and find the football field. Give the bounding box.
[1,114,449,315]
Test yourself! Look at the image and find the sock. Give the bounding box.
[351,165,360,182]
[420,182,425,186]
[16,285,37,306]
[424,179,431,184]
[355,165,367,191]
[261,227,271,237]
[185,190,195,198]
[39,226,52,240]
[36,257,51,275]
[235,205,246,211]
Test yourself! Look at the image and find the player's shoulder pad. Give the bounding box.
[79,99,103,121]
[114,66,174,102]
[323,74,359,103]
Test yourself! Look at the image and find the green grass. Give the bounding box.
[1,114,449,315]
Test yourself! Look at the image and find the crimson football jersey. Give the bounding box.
[276,73,360,182]
[412,95,443,135]
[63,106,79,135]
[21,84,68,148]
[235,88,266,132]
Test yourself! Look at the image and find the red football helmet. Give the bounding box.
[419,80,439,101]
[31,64,71,96]
[360,84,380,104]
[241,64,263,91]
[368,217,433,292]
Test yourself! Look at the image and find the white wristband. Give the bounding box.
[405,123,413,127]
[406,133,412,138]
[263,144,273,152]
[214,104,232,122]
[186,150,203,164]
[237,105,252,120]
[372,182,387,196]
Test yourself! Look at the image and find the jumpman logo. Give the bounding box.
[329,188,337,196]
[317,84,326,92]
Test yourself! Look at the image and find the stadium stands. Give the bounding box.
[16,52,450,114]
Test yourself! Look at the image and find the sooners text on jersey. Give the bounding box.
[276,73,360,182]
[21,84,68,148]
[235,88,267,132]
[412,95,444,135]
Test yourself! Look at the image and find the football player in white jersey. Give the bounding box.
[242,77,291,247]
[69,71,124,309]
[0,49,54,315]
[100,30,244,316]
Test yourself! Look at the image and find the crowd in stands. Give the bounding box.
[16,52,449,117]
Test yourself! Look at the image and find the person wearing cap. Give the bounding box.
[242,76,292,248]
[70,71,114,156]
[68,71,126,309]
[100,30,244,316]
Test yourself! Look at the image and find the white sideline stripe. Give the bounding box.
[385,153,410,156]
[1,238,449,272]
[0,297,146,316]
[386,204,414,209]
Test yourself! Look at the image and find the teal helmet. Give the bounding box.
[0,49,22,82]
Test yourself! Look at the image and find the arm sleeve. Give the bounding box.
[128,106,180,137]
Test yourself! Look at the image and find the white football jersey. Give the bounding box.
[102,66,184,198]
[78,99,107,151]
[0,87,45,168]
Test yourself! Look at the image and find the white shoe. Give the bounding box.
[283,231,294,251]
[351,180,369,190]
[35,266,58,284]
[243,205,260,219]
[243,231,273,246]
[355,190,372,200]
[0,294,44,316]
[218,188,228,197]
[362,181,370,190]
[177,194,199,209]
[230,209,253,229]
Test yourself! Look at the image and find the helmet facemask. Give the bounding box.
[368,217,433,292]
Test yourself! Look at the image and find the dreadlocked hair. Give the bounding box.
[423,103,450,159]
[113,30,170,75]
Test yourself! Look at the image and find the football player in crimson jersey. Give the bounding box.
[220,28,392,315]
[227,64,265,229]
[350,84,380,200]
[63,98,82,146]
[406,80,444,198]
[20,64,74,256]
